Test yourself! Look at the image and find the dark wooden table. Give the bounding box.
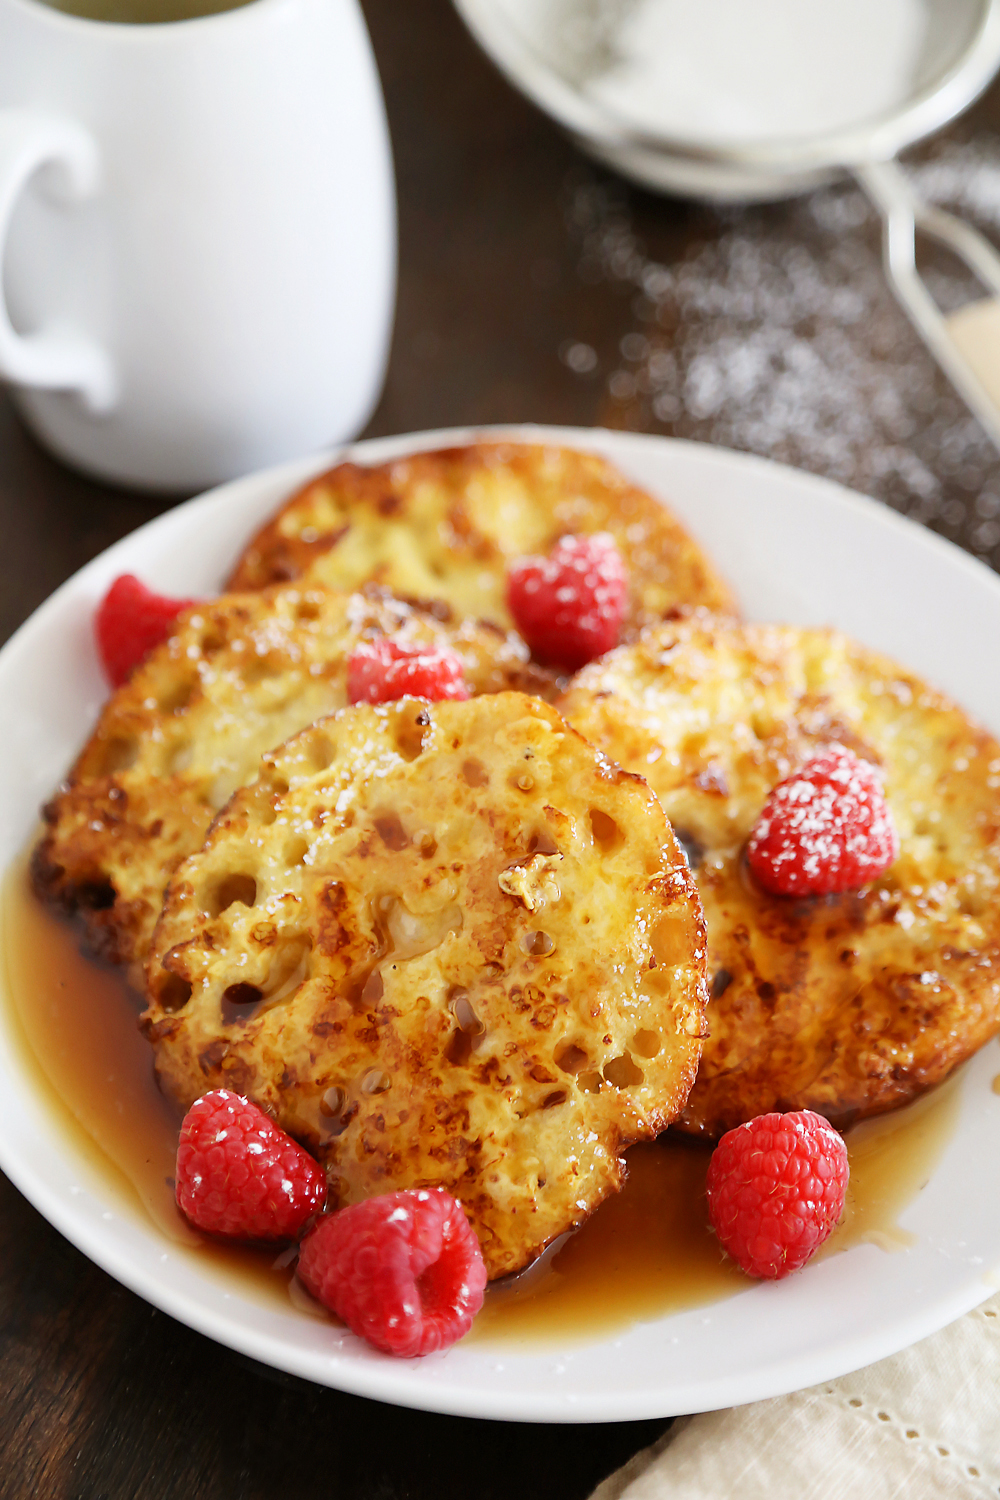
[2,3,1000,1495]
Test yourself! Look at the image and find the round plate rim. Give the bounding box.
[1,423,998,1424]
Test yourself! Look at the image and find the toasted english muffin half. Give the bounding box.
[558,618,1000,1137]
[142,694,708,1278]
[33,586,553,978]
[226,442,734,636]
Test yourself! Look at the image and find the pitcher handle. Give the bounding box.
[0,108,117,413]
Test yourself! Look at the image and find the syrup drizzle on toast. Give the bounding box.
[2,862,962,1346]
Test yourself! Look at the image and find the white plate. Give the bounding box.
[1,425,999,1423]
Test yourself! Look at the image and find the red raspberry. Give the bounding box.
[176,1089,326,1242]
[297,1188,487,1357]
[707,1110,849,1279]
[347,637,469,705]
[507,532,627,670]
[95,574,197,688]
[747,744,898,897]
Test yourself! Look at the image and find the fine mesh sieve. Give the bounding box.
[455,0,1000,451]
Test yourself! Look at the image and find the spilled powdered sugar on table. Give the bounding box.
[559,137,1000,572]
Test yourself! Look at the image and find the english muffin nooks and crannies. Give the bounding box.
[226,443,734,636]
[142,694,708,1279]
[33,586,553,978]
[558,618,1000,1138]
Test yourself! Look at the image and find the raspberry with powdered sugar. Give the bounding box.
[747,744,898,897]
[507,531,627,670]
[347,636,469,704]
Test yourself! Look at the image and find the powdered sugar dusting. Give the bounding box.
[586,0,927,143]
[560,137,1000,568]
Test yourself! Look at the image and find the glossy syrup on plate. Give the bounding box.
[1,864,963,1345]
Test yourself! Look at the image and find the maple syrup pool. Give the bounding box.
[0,864,962,1346]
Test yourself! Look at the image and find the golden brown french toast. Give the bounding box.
[142,694,708,1278]
[33,586,553,979]
[558,618,1000,1136]
[227,443,734,635]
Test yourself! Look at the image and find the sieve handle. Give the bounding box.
[856,156,1000,454]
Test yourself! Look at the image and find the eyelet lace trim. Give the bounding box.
[824,1306,1000,1495]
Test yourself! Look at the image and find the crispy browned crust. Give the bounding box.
[226,443,735,635]
[142,694,708,1278]
[559,619,1000,1136]
[33,585,556,980]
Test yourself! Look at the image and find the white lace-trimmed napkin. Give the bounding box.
[591,1293,1000,1500]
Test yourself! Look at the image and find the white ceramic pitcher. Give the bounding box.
[0,0,396,490]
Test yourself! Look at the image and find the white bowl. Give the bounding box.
[452,0,1000,202]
